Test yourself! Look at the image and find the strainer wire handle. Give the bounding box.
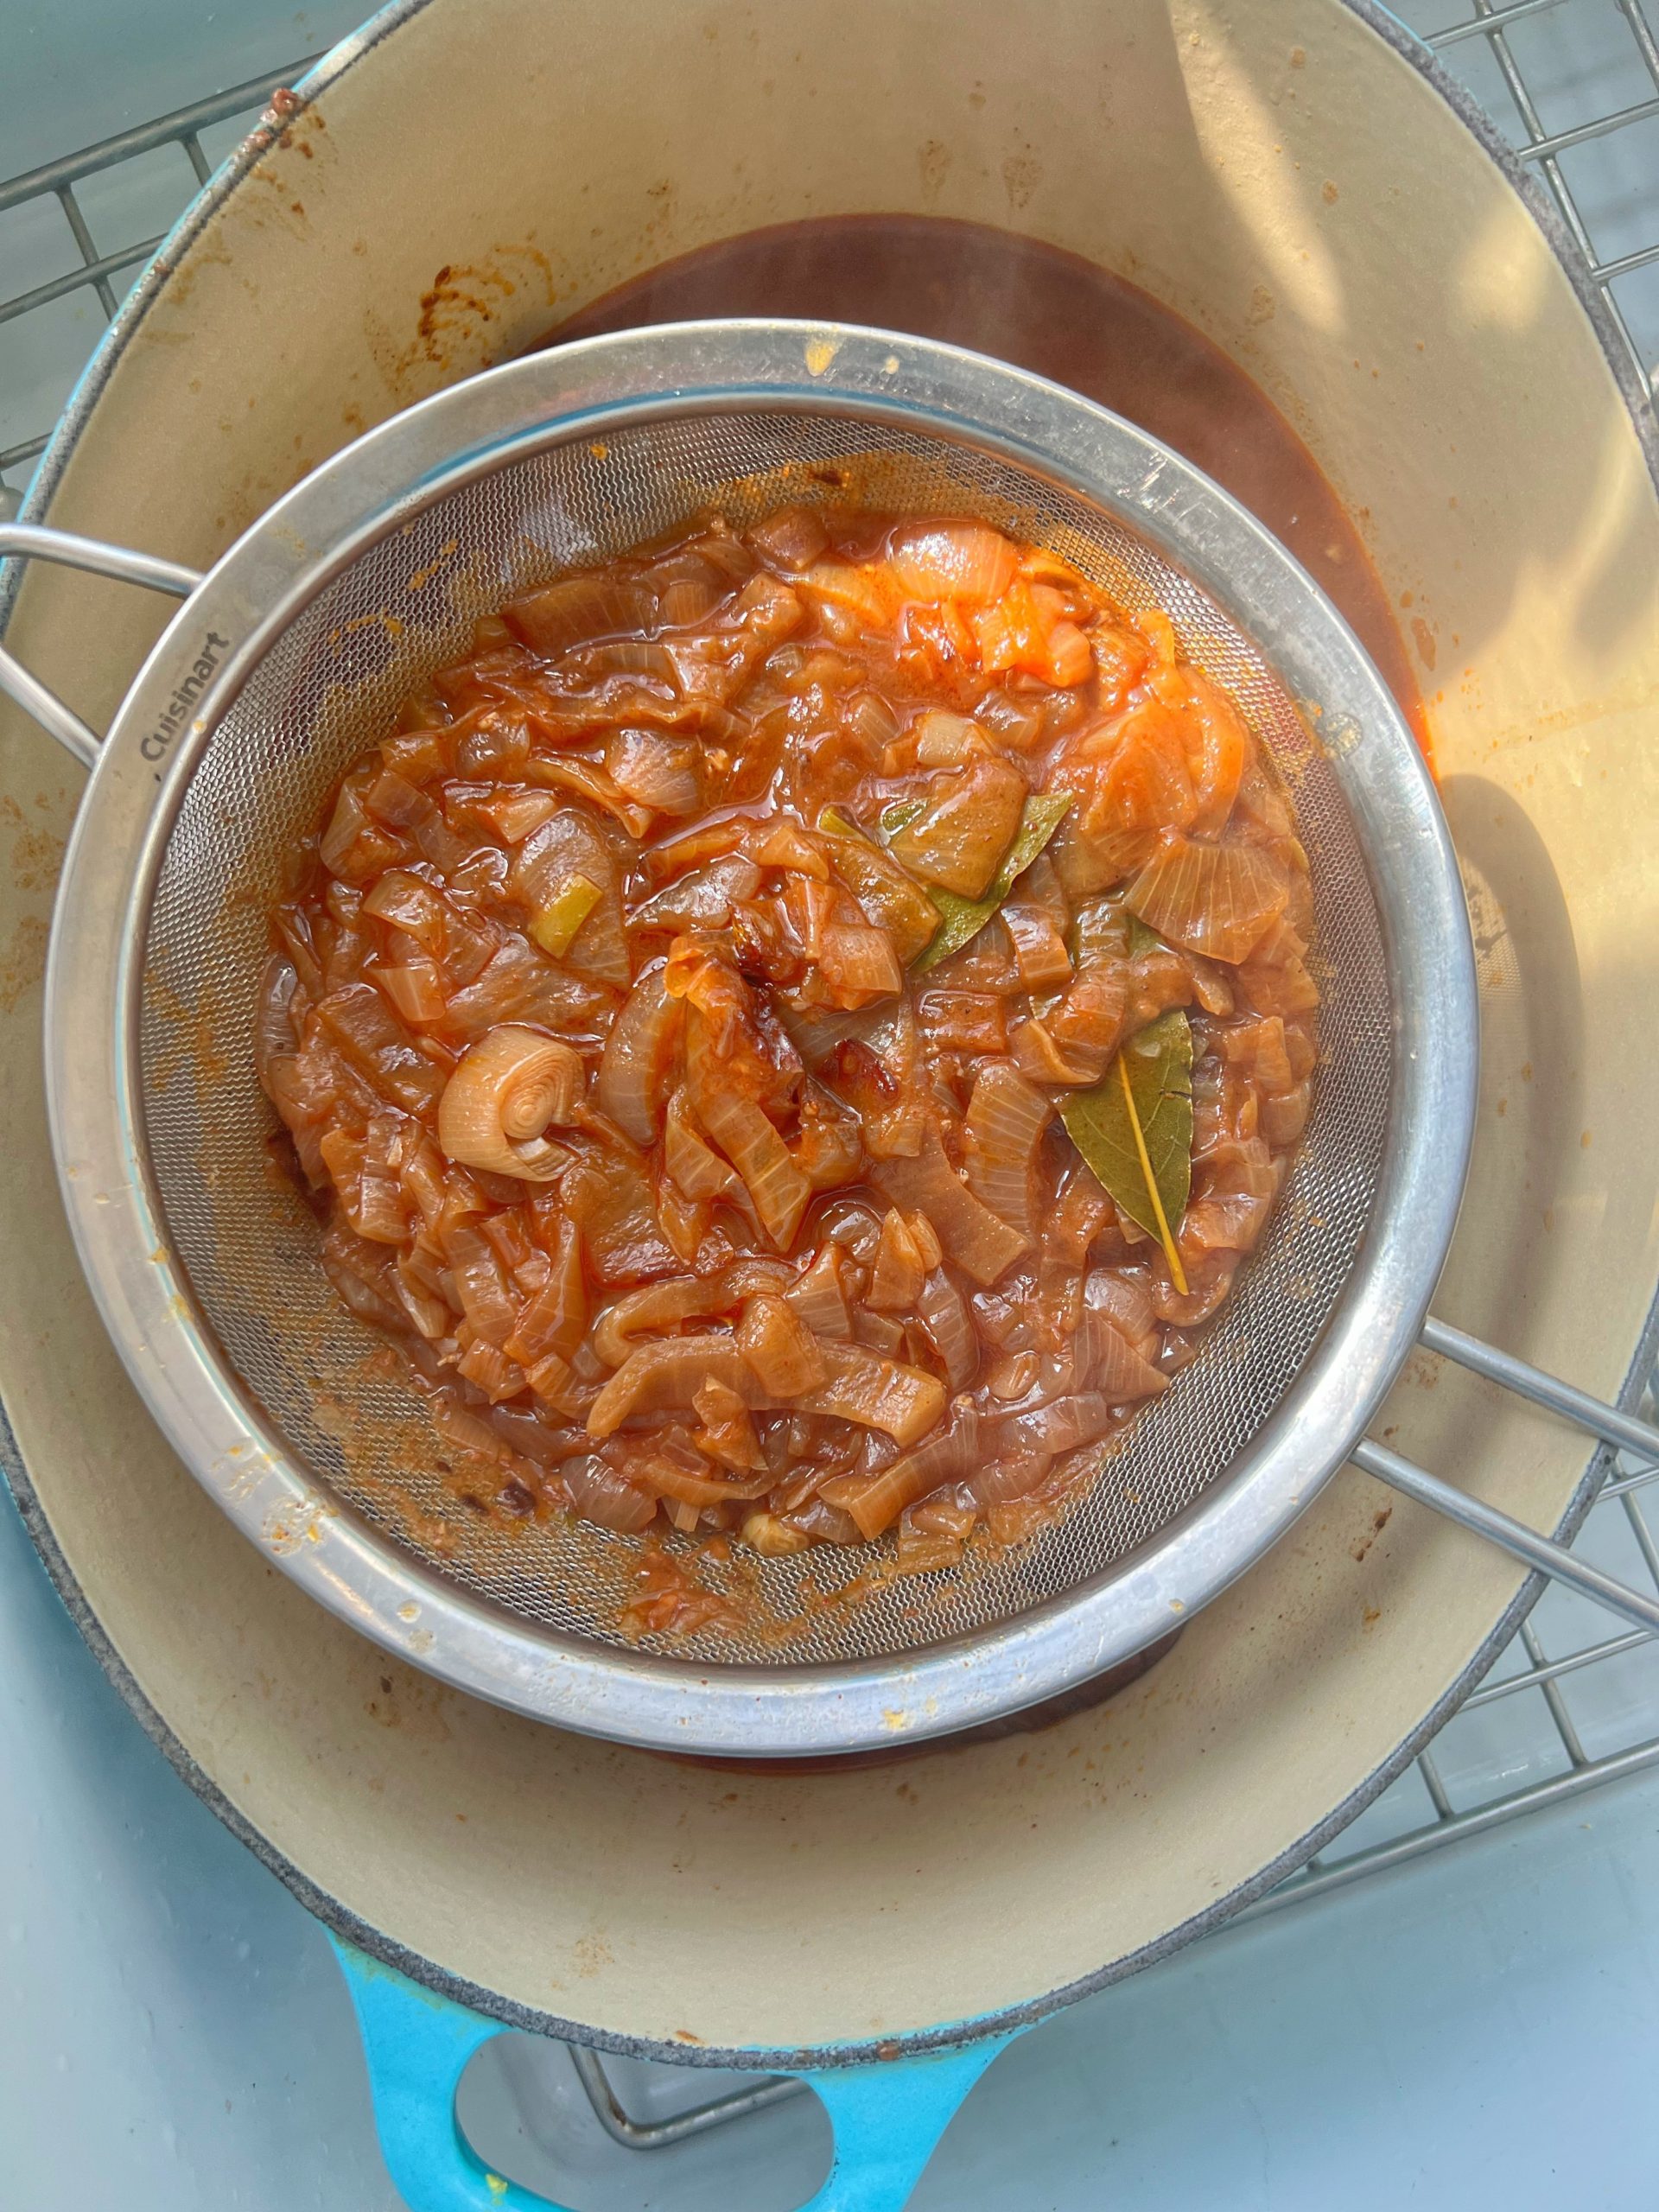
[1421,1314,1659,1459]
[0,521,201,770]
[1353,1320,1659,1636]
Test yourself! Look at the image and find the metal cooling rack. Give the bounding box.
[0,0,1656,2153]
[0,58,326,517]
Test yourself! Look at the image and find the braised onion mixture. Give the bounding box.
[258,509,1317,1575]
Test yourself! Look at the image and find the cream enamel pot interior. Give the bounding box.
[1,0,1656,2082]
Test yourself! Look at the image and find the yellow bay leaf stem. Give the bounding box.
[1116,1051,1189,1296]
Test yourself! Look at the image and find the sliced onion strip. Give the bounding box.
[1124,833,1289,965]
[963,1065,1051,1242]
[595,969,680,1146]
[870,1128,1027,1287]
[735,1294,830,1397]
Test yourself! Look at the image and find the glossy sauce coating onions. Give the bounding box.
[257,509,1318,1594]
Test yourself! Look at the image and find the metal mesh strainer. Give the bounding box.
[21,324,1481,1750]
[141,407,1390,1667]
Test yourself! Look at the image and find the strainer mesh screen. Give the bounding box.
[140,411,1390,1664]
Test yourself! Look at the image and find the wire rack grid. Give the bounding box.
[0,0,1656,2153]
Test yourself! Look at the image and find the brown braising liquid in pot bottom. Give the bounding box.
[537,213,1427,753]
[528,218,1421,1764]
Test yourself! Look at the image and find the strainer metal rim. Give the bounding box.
[43,320,1477,1756]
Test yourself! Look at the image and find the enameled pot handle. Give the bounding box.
[330,1935,1017,2212]
[0,522,200,769]
[798,2042,1019,2210]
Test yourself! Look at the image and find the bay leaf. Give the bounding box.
[1059,1007,1193,1250]
[912,792,1073,973]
